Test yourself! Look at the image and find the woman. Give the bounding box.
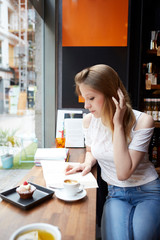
[65,64,160,240]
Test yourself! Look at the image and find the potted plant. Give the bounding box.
[0,129,20,169]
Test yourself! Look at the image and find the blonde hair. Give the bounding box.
[75,64,136,142]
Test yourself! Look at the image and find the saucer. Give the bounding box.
[55,189,87,202]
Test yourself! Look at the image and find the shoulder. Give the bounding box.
[134,112,155,131]
[83,113,92,128]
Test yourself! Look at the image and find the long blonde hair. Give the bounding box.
[75,64,136,142]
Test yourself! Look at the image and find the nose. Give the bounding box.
[84,100,91,109]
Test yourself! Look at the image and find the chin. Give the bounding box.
[93,112,100,118]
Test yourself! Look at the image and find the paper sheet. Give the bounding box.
[56,109,83,138]
[41,161,98,189]
[56,109,85,147]
[64,118,84,147]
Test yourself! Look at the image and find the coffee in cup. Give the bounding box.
[63,179,80,196]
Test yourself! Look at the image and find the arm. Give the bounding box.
[65,147,97,176]
[65,113,97,176]
[112,89,154,181]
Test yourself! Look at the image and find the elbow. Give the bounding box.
[116,172,131,181]
[116,165,133,181]
[117,175,128,181]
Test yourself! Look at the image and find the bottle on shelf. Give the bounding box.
[152,98,158,121]
[144,98,152,116]
[143,98,148,113]
[157,67,160,85]
[153,73,158,85]
[158,98,160,122]
[150,31,157,50]
[152,63,157,85]
[149,130,158,168]
[145,63,156,89]
[156,30,160,56]
[145,72,152,90]
[157,130,160,167]
[143,98,147,113]
[157,31,160,47]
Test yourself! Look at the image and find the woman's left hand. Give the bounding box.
[112,88,127,126]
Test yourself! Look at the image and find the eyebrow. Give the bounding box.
[84,92,96,97]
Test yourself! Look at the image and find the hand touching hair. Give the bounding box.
[75,64,136,143]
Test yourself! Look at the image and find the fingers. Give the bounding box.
[65,164,81,175]
[65,164,74,175]
[65,164,73,172]
[81,165,91,176]
[65,168,76,175]
[112,96,119,106]
[117,89,125,108]
[65,163,91,176]
[82,169,90,176]
[112,88,125,109]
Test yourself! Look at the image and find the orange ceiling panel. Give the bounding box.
[62,0,128,47]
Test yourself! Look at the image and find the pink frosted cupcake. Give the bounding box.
[16,181,36,199]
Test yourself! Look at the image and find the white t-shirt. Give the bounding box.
[83,110,158,187]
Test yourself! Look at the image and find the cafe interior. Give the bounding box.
[0,0,160,239]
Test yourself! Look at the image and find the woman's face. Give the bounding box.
[79,83,105,118]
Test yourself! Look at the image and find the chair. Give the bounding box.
[96,163,108,227]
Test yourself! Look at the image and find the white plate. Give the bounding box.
[55,189,87,202]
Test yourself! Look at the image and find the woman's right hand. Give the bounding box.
[65,162,92,176]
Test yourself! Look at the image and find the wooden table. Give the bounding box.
[0,148,97,240]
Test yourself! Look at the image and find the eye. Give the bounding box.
[90,97,95,101]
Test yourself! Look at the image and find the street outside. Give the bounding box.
[0,110,35,137]
[0,111,35,194]
[0,110,35,166]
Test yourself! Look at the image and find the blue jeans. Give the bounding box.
[101,178,160,240]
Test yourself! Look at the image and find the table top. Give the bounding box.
[0,148,97,240]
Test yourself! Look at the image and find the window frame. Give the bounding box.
[31,0,56,147]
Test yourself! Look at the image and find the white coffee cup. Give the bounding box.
[9,223,61,240]
[63,179,81,197]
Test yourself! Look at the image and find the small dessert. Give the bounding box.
[16,181,36,199]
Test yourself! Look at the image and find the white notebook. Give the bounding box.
[34,148,69,166]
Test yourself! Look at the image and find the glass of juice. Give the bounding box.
[55,137,65,148]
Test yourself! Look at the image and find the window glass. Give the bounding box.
[0,0,43,160]
[0,41,2,64]
[0,2,1,26]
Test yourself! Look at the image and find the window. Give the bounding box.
[0,41,2,64]
[0,0,44,146]
[0,2,1,26]
[0,0,56,148]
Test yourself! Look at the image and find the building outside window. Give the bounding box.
[0,0,43,148]
[0,41,2,64]
[0,2,2,27]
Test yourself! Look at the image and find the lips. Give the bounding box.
[90,110,95,114]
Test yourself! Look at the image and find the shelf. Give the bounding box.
[156,167,160,175]
[155,122,160,128]
[151,84,160,89]
[147,49,160,56]
[145,85,160,90]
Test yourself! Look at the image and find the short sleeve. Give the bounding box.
[128,127,154,152]
[83,127,92,147]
